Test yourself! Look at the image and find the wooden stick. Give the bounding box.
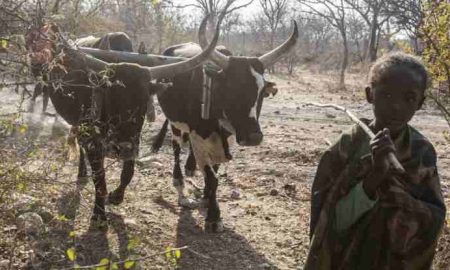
[304,102,405,174]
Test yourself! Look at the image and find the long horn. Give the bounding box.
[198,14,229,70]
[67,23,220,80]
[258,20,299,69]
[79,47,189,66]
[147,14,221,80]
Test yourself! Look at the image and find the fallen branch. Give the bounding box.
[304,102,405,174]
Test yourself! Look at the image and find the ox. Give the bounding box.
[26,22,220,225]
[152,18,298,232]
[30,32,133,114]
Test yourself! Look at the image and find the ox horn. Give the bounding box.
[198,14,229,70]
[258,21,299,69]
[146,14,221,80]
[68,20,221,79]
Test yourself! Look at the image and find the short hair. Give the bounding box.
[368,52,430,92]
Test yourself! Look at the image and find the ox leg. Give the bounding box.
[78,146,88,178]
[42,86,49,113]
[86,144,107,226]
[202,165,223,232]
[184,143,197,177]
[28,84,42,112]
[172,139,197,209]
[108,160,134,205]
[146,95,156,122]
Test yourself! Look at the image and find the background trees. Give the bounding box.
[0,0,449,126]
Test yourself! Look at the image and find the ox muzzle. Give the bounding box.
[235,118,263,146]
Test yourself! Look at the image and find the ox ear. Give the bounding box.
[263,81,278,97]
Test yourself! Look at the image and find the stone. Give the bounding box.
[270,189,279,196]
[230,189,241,200]
[11,193,37,213]
[36,207,54,223]
[0,260,10,268]
[17,212,44,235]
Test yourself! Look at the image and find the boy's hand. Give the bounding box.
[363,128,396,198]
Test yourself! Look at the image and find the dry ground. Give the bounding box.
[1,70,449,269]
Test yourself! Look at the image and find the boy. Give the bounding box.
[306,53,446,269]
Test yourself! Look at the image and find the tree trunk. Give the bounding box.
[269,30,275,73]
[340,30,348,89]
[367,11,379,62]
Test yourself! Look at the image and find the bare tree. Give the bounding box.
[296,0,349,88]
[175,0,253,32]
[259,0,289,72]
[222,12,242,47]
[346,13,367,63]
[343,0,393,62]
[385,0,424,53]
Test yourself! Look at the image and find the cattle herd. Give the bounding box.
[24,11,298,233]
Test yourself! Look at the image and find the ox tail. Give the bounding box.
[151,119,169,153]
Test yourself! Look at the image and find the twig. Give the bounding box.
[187,247,212,259]
[304,102,405,173]
[0,82,35,87]
[323,138,332,146]
[63,246,189,269]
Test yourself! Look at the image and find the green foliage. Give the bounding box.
[96,258,110,270]
[165,247,181,267]
[127,236,140,251]
[421,1,450,126]
[124,260,135,269]
[56,214,69,222]
[0,39,8,49]
[66,247,77,261]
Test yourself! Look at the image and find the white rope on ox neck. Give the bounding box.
[201,67,212,120]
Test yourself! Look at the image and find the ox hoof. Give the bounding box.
[178,198,198,209]
[108,191,124,205]
[90,213,108,229]
[185,169,195,177]
[205,220,224,233]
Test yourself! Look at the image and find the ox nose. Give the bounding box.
[243,132,263,146]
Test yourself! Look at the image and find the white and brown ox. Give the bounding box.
[152,18,298,232]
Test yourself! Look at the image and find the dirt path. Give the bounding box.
[1,71,449,269]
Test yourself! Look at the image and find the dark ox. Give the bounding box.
[30,32,133,114]
[26,23,220,225]
[153,19,298,232]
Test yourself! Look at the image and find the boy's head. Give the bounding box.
[365,52,429,134]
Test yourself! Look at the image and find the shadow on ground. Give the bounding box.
[173,207,275,269]
[29,177,132,269]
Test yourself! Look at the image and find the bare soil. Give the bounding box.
[1,70,449,269]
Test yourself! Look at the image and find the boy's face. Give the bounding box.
[365,69,425,134]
